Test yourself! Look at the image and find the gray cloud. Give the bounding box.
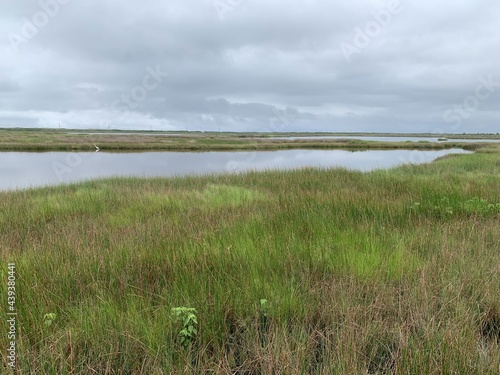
[0,0,499,132]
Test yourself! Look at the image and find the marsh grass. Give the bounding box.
[0,146,499,373]
[0,128,494,152]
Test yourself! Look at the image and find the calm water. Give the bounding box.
[0,149,469,191]
[269,136,500,143]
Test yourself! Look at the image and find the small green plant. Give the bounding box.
[435,197,454,215]
[412,196,500,217]
[171,307,198,348]
[43,312,57,327]
[462,197,500,215]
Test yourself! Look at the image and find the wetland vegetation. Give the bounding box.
[1,128,499,152]
[0,138,499,373]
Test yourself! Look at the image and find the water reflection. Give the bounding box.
[268,136,500,143]
[0,149,469,191]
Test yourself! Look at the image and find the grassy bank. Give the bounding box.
[1,146,499,373]
[0,128,498,151]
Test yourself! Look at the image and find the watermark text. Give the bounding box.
[6,263,17,369]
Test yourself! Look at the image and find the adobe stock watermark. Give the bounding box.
[6,263,17,369]
[340,0,403,63]
[397,149,435,167]
[443,74,500,130]
[51,64,168,181]
[226,152,257,173]
[7,0,72,54]
[213,0,244,21]
[269,107,298,132]
[51,152,89,182]
[100,64,168,129]
[109,65,169,112]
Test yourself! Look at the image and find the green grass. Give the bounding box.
[0,128,498,152]
[0,145,499,373]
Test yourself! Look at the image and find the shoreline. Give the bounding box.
[1,128,498,152]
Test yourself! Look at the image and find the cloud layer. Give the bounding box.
[1,0,499,133]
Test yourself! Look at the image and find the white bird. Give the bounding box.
[94,144,100,152]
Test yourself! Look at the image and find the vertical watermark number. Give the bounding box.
[6,263,17,369]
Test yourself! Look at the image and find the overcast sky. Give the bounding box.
[1,0,499,133]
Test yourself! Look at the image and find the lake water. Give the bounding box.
[268,136,500,143]
[68,133,500,143]
[0,149,469,191]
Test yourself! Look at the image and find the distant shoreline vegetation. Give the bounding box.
[0,128,499,152]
